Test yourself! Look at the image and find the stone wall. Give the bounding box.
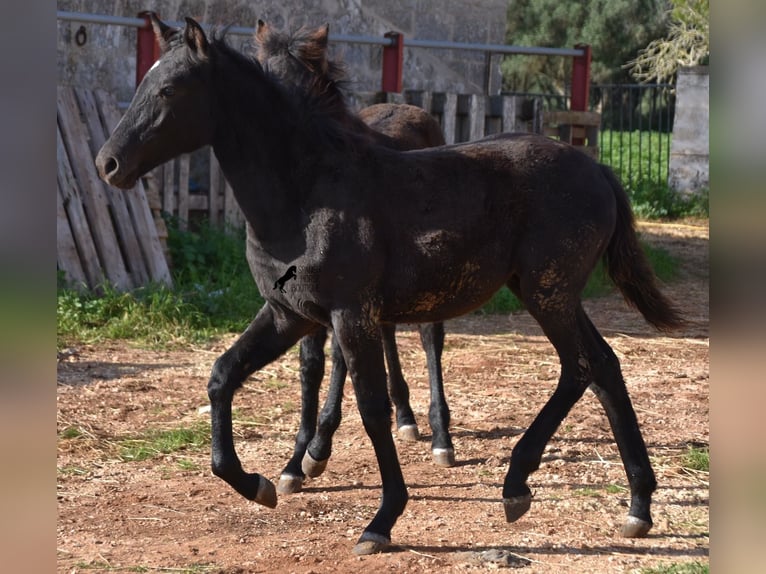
[57,0,509,104]
[668,66,709,195]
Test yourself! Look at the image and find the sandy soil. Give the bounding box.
[57,220,708,573]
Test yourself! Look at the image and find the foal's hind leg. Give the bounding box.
[302,331,347,478]
[277,328,327,494]
[381,324,419,440]
[419,322,455,467]
[502,300,596,523]
[584,316,656,537]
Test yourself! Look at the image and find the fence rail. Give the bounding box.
[504,83,675,188]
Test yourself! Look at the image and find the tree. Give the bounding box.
[502,0,669,93]
[626,0,709,83]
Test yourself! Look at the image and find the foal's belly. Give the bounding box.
[380,257,510,323]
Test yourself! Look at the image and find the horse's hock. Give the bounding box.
[57,85,172,291]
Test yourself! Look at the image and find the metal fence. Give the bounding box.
[504,83,675,189]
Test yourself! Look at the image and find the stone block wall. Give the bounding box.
[57,0,509,104]
[668,66,709,195]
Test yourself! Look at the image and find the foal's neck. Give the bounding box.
[210,53,309,255]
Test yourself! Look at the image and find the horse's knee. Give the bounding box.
[207,355,242,402]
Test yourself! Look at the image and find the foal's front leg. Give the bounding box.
[332,310,408,555]
[208,303,312,506]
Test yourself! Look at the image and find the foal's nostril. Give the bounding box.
[104,157,119,176]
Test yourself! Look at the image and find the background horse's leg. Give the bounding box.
[418,322,455,466]
[302,331,347,478]
[381,324,419,440]
[584,316,656,537]
[208,303,312,507]
[332,310,408,555]
[278,327,328,494]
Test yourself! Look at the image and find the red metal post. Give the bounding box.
[136,11,161,88]
[381,31,404,93]
[570,43,591,146]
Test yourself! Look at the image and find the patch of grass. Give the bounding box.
[638,562,709,574]
[57,219,264,349]
[263,378,289,391]
[573,487,601,498]
[57,464,89,477]
[599,130,709,220]
[681,445,709,473]
[605,484,627,495]
[59,426,84,439]
[117,423,210,463]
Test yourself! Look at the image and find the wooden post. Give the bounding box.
[381,32,404,93]
[136,11,161,88]
[570,44,591,146]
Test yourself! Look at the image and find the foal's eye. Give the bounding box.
[159,86,175,99]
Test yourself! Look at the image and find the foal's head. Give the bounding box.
[96,15,218,188]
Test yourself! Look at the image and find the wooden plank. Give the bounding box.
[75,87,150,286]
[224,179,243,229]
[431,92,457,145]
[93,89,172,287]
[209,149,222,226]
[544,110,601,126]
[177,155,190,230]
[467,94,486,142]
[57,86,132,290]
[57,125,104,289]
[163,161,175,215]
[188,195,209,211]
[57,183,88,290]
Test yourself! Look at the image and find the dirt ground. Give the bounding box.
[57,220,709,573]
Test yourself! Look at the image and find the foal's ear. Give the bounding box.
[184,17,210,59]
[255,19,270,45]
[149,12,177,52]
[311,24,330,51]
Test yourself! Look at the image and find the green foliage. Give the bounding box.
[600,130,709,219]
[57,283,212,348]
[57,218,264,348]
[628,0,709,83]
[639,562,709,574]
[165,218,265,327]
[503,0,668,92]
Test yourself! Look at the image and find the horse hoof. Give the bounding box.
[255,476,278,508]
[301,452,328,478]
[621,515,652,538]
[352,532,390,555]
[432,447,456,467]
[397,424,420,442]
[503,494,532,523]
[276,473,304,494]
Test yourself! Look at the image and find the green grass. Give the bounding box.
[681,445,709,473]
[599,130,709,219]
[639,562,708,574]
[117,423,210,463]
[58,218,264,349]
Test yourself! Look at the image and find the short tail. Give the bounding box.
[601,165,685,331]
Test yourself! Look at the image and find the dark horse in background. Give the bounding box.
[96,16,684,556]
[252,21,455,496]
